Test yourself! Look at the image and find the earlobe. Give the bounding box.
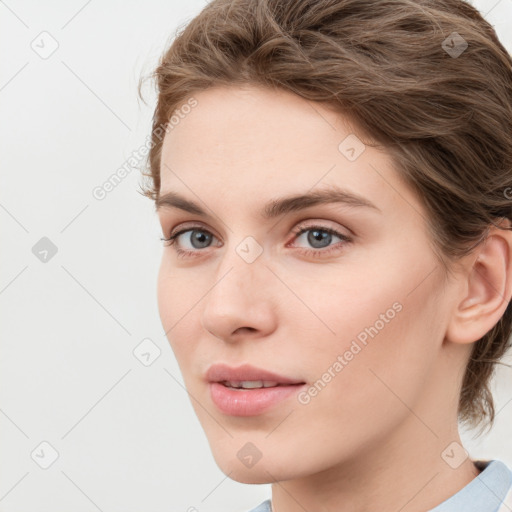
[446,220,512,346]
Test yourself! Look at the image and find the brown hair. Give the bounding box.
[138,0,512,435]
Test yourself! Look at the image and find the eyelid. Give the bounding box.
[292,220,352,238]
[166,216,350,236]
[162,219,352,258]
[164,219,349,242]
[165,220,218,239]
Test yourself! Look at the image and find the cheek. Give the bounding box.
[285,237,441,367]
[156,258,174,331]
[157,257,216,382]
[157,256,201,327]
[156,258,198,354]
[290,259,443,426]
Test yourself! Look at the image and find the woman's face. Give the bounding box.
[156,85,460,483]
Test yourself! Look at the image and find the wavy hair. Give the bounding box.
[138,0,512,435]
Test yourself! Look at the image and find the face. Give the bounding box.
[156,85,458,483]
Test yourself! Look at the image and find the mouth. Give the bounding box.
[206,363,307,416]
[218,380,304,389]
[206,362,305,386]
[208,381,307,416]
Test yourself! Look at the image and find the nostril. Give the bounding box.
[234,326,257,335]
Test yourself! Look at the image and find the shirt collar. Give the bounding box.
[428,459,512,512]
[251,460,512,512]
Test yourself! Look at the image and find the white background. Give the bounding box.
[1,1,511,511]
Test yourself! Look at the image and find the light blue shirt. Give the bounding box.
[245,459,512,512]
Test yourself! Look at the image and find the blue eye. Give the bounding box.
[292,225,350,252]
[160,228,216,258]
[160,224,351,259]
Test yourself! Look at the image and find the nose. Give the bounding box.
[200,247,278,343]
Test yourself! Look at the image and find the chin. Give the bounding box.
[211,448,301,484]
[210,450,272,483]
[224,468,276,485]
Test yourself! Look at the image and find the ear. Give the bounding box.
[446,218,512,345]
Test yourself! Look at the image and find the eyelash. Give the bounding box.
[160,223,351,259]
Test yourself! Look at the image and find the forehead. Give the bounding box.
[158,85,416,218]
[161,84,355,166]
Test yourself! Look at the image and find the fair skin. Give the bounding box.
[156,84,512,512]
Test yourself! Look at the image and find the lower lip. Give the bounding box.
[209,382,306,416]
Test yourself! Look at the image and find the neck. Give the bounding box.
[270,415,479,512]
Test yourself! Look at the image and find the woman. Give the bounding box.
[139,0,512,510]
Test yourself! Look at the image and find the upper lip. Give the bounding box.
[206,363,305,385]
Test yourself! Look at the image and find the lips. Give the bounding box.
[206,363,307,416]
[206,363,305,386]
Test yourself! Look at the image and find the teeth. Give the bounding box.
[223,380,280,389]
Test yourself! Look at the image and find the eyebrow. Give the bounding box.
[155,186,381,219]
